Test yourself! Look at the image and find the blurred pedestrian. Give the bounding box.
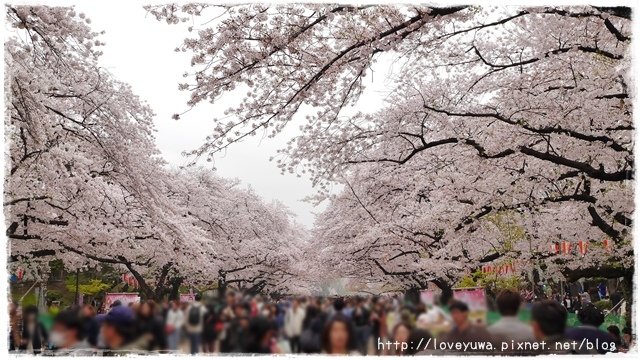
[607,325,622,350]
[19,305,48,354]
[300,304,323,353]
[101,305,148,355]
[370,301,387,354]
[137,300,166,351]
[184,293,208,354]
[49,310,94,355]
[566,303,616,354]
[9,302,21,351]
[321,315,359,355]
[390,322,412,355]
[202,304,218,352]
[440,300,495,354]
[164,300,184,352]
[352,297,371,354]
[621,327,632,351]
[220,303,250,352]
[488,289,534,342]
[284,298,305,353]
[530,300,572,354]
[80,304,100,348]
[562,294,572,310]
[246,316,279,353]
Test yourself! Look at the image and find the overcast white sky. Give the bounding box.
[72,2,324,227]
[70,2,397,229]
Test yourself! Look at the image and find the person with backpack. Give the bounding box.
[184,294,208,354]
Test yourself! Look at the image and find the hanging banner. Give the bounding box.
[103,293,140,310]
[548,239,615,256]
[577,240,588,256]
[480,260,526,275]
[121,274,139,289]
[561,241,572,255]
[453,287,487,324]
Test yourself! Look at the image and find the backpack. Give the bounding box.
[188,305,201,326]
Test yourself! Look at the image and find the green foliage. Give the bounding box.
[46,289,63,302]
[18,291,37,306]
[456,269,524,291]
[457,274,478,288]
[49,259,64,272]
[65,277,111,296]
[486,211,527,252]
[492,276,524,291]
[594,299,612,311]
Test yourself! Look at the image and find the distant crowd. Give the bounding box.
[8,289,634,355]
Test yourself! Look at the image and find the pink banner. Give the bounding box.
[180,293,196,303]
[420,290,435,306]
[453,287,487,324]
[103,293,140,310]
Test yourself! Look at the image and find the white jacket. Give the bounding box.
[165,308,184,329]
[284,306,306,337]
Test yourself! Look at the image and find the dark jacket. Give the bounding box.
[566,326,616,354]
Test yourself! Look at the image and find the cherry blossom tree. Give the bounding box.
[175,168,308,296]
[150,4,633,294]
[5,5,305,300]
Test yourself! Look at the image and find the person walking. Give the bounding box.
[19,305,48,354]
[202,305,218,353]
[440,301,496,355]
[566,303,616,354]
[164,300,184,352]
[136,300,166,351]
[9,302,22,351]
[48,310,94,356]
[284,298,306,353]
[530,300,573,354]
[321,315,359,355]
[101,306,150,355]
[352,297,371,354]
[488,290,535,343]
[184,294,208,354]
[299,305,323,353]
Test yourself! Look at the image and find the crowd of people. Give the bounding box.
[8,290,634,355]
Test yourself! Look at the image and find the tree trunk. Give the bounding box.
[217,271,227,299]
[431,278,453,305]
[169,277,183,301]
[621,270,633,326]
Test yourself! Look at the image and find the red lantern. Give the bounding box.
[551,242,560,254]
[603,239,612,253]
[561,241,572,255]
[577,240,588,255]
